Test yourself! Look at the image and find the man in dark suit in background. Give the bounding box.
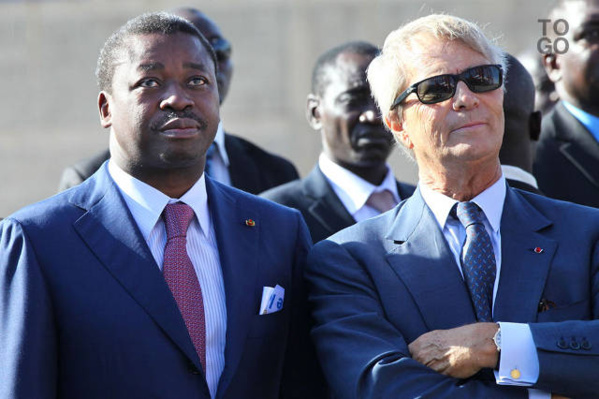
[1,13,322,399]
[58,7,299,195]
[500,53,543,194]
[262,41,414,243]
[307,14,599,398]
[535,0,599,207]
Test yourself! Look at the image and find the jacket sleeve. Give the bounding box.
[306,239,527,399]
[0,219,57,399]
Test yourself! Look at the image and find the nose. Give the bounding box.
[160,83,194,111]
[452,80,479,111]
[359,103,382,124]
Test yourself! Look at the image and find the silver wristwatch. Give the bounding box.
[493,323,501,352]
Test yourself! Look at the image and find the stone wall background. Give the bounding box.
[0,0,555,216]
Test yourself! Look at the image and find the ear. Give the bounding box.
[385,115,413,149]
[98,91,113,128]
[306,93,322,131]
[529,110,542,141]
[543,53,561,84]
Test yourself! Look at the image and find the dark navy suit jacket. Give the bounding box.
[534,102,599,207]
[0,164,322,399]
[261,166,415,243]
[307,186,599,398]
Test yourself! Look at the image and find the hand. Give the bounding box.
[551,395,571,399]
[408,322,499,379]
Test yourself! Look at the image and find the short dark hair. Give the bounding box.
[311,41,379,96]
[96,12,217,92]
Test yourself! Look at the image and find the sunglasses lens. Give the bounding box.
[417,75,455,104]
[464,65,502,93]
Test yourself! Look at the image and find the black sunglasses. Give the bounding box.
[389,64,503,110]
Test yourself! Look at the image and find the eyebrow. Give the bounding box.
[137,62,210,72]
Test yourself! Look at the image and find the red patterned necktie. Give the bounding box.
[454,201,496,322]
[162,202,206,372]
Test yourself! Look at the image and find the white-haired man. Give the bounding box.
[307,14,599,399]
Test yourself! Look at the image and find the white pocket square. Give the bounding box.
[259,284,285,315]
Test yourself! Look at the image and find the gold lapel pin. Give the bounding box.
[245,219,256,227]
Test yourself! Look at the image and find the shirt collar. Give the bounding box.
[500,165,539,188]
[108,160,211,240]
[562,101,599,143]
[420,174,506,233]
[318,153,399,214]
[212,121,229,166]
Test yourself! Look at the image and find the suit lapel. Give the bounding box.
[303,166,356,235]
[71,167,203,371]
[384,190,477,330]
[493,187,556,322]
[206,180,259,397]
[554,103,599,188]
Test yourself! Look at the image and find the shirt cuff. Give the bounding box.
[494,322,539,387]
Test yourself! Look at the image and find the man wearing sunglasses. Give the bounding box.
[58,7,299,195]
[306,14,599,399]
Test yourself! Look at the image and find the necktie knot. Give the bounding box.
[163,203,195,239]
[454,201,484,228]
[366,189,397,213]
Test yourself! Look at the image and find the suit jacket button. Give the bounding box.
[582,339,592,350]
[187,362,202,375]
[570,339,580,350]
[557,337,568,349]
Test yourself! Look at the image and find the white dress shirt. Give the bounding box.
[318,153,401,222]
[420,176,548,399]
[108,161,226,399]
[207,121,231,186]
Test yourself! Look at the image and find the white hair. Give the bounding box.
[368,14,506,128]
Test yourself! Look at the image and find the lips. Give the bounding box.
[452,121,486,133]
[355,129,393,146]
[159,118,201,138]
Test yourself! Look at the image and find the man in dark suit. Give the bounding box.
[534,0,599,207]
[500,53,543,194]
[58,8,299,195]
[262,42,414,243]
[307,14,599,398]
[0,13,322,399]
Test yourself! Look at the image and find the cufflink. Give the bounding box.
[510,368,521,379]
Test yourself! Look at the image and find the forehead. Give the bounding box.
[404,35,491,82]
[117,32,214,72]
[323,52,374,92]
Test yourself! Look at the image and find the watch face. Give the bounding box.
[493,327,501,351]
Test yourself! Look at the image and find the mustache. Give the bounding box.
[150,110,208,131]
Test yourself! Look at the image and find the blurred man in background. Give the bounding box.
[262,41,414,243]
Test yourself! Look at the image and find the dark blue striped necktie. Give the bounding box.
[454,201,496,322]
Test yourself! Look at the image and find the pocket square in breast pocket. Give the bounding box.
[259,285,285,315]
